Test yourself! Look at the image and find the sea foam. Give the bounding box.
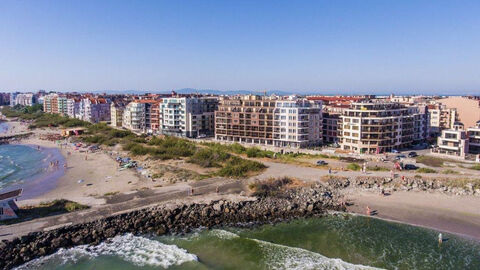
[15,233,198,269]
[254,238,383,270]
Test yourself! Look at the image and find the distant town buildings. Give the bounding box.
[2,90,480,157]
[10,93,36,107]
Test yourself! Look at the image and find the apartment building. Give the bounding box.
[77,98,110,123]
[428,103,457,136]
[10,93,35,107]
[273,98,322,147]
[215,95,276,145]
[339,101,427,154]
[122,101,146,132]
[215,95,322,148]
[9,92,18,106]
[160,97,217,138]
[57,96,68,116]
[0,93,10,105]
[110,102,126,127]
[467,121,480,154]
[67,98,81,118]
[432,123,469,158]
[322,112,341,145]
[43,94,62,114]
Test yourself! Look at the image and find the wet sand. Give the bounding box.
[346,190,480,241]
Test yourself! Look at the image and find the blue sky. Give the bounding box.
[1,0,479,94]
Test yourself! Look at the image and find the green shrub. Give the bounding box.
[367,166,390,171]
[188,148,230,167]
[347,163,361,171]
[217,157,266,177]
[416,167,437,173]
[415,156,444,167]
[442,169,459,174]
[469,164,480,170]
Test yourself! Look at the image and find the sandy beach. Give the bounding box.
[3,121,152,206]
[346,189,480,241]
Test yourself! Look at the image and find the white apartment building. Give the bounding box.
[273,97,322,148]
[340,101,427,154]
[432,123,469,158]
[77,98,110,123]
[160,97,217,138]
[12,93,35,106]
[67,98,81,118]
[122,102,146,132]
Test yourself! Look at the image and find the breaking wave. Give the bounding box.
[15,233,198,269]
[208,230,382,270]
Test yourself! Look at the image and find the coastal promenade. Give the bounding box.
[0,177,244,241]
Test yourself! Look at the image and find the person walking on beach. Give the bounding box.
[366,206,371,216]
[328,167,332,174]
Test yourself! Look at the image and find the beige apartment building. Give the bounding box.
[339,101,427,154]
[428,103,457,135]
[215,95,322,148]
[110,102,126,127]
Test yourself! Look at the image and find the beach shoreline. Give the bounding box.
[2,121,145,206]
[345,189,480,241]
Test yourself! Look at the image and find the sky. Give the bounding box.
[1,0,479,95]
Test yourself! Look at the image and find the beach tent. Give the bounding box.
[0,189,22,220]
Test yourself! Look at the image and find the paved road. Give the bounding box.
[0,178,244,241]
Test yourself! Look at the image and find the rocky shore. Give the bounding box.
[325,175,480,196]
[0,184,344,270]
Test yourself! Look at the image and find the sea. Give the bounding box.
[15,215,480,270]
[0,122,65,198]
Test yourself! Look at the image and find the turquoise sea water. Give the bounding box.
[16,215,480,270]
[0,122,65,198]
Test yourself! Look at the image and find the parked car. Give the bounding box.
[316,160,328,166]
[391,149,399,153]
[408,151,418,158]
[395,154,406,160]
[403,164,418,170]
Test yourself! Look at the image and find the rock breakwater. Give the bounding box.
[0,185,344,270]
[325,175,480,196]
